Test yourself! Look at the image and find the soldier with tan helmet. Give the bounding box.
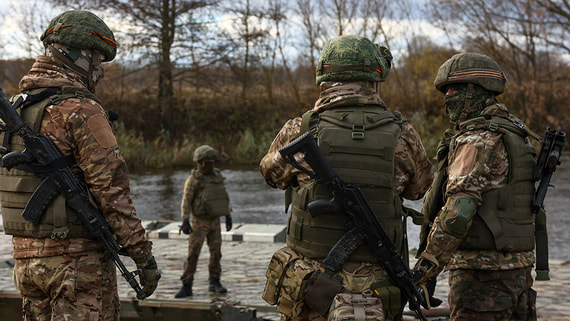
[175,145,232,298]
[259,35,433,321]
[0,10,159,320]
[413,53,538,320]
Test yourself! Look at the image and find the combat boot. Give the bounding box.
[174,281,193,298]
[208,278,227,293]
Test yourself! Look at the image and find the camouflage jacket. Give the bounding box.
[259,81,434,202]
[420,104,535,273]
[11,56,152,261]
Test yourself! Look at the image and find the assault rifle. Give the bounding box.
[533,127,566,214]
[0,87,148,300]
[280,131,428,321]
[532,127,566,281]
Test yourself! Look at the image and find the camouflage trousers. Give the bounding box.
[181,216,222,282]
[13,250,119,321]
[448,267,536,321]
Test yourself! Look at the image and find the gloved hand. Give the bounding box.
[135,252,161,298]
[412,253,441,309]
[181,218,192,234]
[225,215,232,231]
[420,277,443,309]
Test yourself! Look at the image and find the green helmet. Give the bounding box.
[41,10,117,62]
[316,35,392,85]
[193,145,219,162]
[434,53,506,95]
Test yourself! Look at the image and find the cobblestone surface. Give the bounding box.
[0,230,568,320]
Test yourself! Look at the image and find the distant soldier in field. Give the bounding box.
[175,145,233,298]
[259,35,433,321]
[0,10,159,320]
[413,53,538,320]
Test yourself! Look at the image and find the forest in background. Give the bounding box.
[0,0,568,170]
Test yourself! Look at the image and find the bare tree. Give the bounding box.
[8,0,54,59]
[294,0,327,84]
[266,0,300,105]
[534,0,570,54]
[53,0,217,135]
[425,0,567,129]
[219,0,269,103]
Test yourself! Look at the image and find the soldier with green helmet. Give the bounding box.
[413,53,538,320]
[175,145,233,298]
[0,10,159,320]
[259,35,433,320]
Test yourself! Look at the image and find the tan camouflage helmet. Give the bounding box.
[193,145,219,162]
[434,53,506,95]
[316,35,392,85]
[41,10,117,62]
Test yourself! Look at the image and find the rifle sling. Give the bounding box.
[322,226,366,273]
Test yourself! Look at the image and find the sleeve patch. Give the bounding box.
[87,114,117,148]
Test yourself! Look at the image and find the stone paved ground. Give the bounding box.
[0,230,569,320]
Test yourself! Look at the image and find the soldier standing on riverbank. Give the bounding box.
[259,35,433,320]
[0,10,158,320]
[175,145,233,298]
[413,53,538,320]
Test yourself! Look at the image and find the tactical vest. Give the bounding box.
[191,169,230,217]
[0,86,101,239]
[287,105,405,262]
[425,113,536,252]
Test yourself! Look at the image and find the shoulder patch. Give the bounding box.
[87,114,117,148]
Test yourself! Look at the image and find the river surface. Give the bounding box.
[130,156,570,260]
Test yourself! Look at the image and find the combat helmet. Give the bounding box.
[41,10,117,62]
[316,35,392,85]
[193,145,219,162]
[434,53,506,95]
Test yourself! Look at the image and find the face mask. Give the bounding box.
[444,85,468,122]
[198,159,215,174]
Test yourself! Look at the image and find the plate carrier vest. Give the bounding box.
[424,111,537,252]
[286,105,405,262]
[190,168,230,217]
[0,86,101,239]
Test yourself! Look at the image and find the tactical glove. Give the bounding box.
[420,277,443,309]
[225,216,232,231]
[181,218,192,234]
[135,252,161,298]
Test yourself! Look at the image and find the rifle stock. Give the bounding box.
[279,131,428,321]
[0,87,148,299]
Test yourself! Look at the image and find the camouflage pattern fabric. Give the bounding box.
[415,104,535,280]
[13,250,119,321]
[180,215,223,282]
[46,44,106,90]
[260,81,433,321]
[414,103,536,319]
[13,55,152,261]
[448,267,536,320]
[259,81,433,200]
[9,55,152,320]
[273,252,396,321]
[328,292,384,321]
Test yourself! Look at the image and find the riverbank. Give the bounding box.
[0,223,569,320]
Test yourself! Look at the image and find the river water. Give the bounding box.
[129,156,570,261]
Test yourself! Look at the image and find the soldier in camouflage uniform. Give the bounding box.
[175,145,233,298]
[259,35,433,321]
[413,53,537,320]
[0,10,159,321]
